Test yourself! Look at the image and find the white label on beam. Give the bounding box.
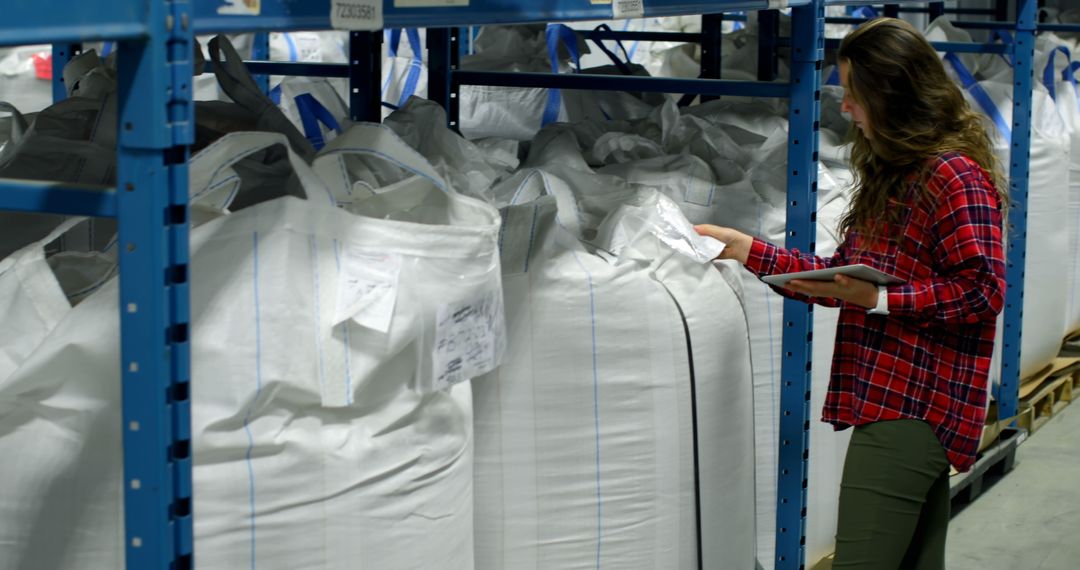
[330,0,383,30]
[613,0,644,19]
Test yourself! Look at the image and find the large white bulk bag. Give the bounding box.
[0,217,115,383]
[0,129,502,570]
[945,54,1071,379]
[383,98,520,202]
[473,165,755,569]
[1039,41,1080,336]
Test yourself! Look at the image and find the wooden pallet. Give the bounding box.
[1017,373,1074,435]
[1061,329,1080,357]
[950,427,1020,505]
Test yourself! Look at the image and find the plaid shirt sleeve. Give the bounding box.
[744,237,849,308]
[885,159,1006,325]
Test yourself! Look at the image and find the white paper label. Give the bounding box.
[613,0,644,19]
[395,0,469,6]
[432,288,506,390]
[217,0,260,16]
[330,0,383,31]
[334,250,401,333]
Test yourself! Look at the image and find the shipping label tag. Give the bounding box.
[432,288,506,390]
[613,0,645,19]
[334,249,401,333]
[330,0,383,31]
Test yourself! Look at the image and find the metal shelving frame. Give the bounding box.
[0,1,820,568]
[20,0,1065,568]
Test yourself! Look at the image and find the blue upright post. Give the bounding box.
[1000,0,1036,424]
[252,32,270,94]
[700,14,722,104]
[759,10,780,82]
[996,0,1010,22]
[777,1,822,568]
[929,2,946,20]
[114,0,194,567]
[427,27,460,131]
[51,43,81,102]
[349,31,382,122]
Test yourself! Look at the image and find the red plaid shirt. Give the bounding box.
[744,153,1005,472]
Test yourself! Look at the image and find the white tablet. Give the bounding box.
[760,264,904,287]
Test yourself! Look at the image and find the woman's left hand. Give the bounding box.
[784,274,880,309]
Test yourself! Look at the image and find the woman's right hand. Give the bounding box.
[694,224,754,265]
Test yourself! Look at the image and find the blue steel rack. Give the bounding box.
[7,0,1053,568]
[1,1,821,569]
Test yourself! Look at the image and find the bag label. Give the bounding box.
[613,0,645,19]
[433,288,506,390]
[334,249,401,333]
[330,0,383,31]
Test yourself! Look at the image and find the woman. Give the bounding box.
[696,18,1007,570]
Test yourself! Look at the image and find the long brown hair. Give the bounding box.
[836,18,1006,245]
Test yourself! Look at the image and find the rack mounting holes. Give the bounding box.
[131,479,141,490]
[129,421,140,432]
[132,537,142,548]
[127,303,138,314]
[129,362,139,372]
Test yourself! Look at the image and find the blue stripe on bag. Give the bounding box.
[295,93,343,150]
[945,52,1011,140]
[543,24,582,127]
[244,231,264,570]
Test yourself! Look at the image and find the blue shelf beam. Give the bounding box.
[452,71,793,98]
[999,0,1035,424]
[577,30,704,43]
[210,61,351,78]
[0,180,118,217]
[810,38,1012,54]
[776,1,823,569]
[187,0,811,34]
[1039,23,1080,33]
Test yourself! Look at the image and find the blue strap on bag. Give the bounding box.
[1071,61,1080,113]
[1042,45,1075,103]
[294,93,343,150]
[945,52,1011,140]
[825,66,840,86]
[542,24,582,127]
[397,28,424,108]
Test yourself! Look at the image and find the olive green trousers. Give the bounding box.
[832,419,951,570]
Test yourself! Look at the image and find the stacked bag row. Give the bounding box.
[926,17,1080,380]
[0,31,759,570]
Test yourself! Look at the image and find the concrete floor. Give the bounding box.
[946,402,1080,570]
